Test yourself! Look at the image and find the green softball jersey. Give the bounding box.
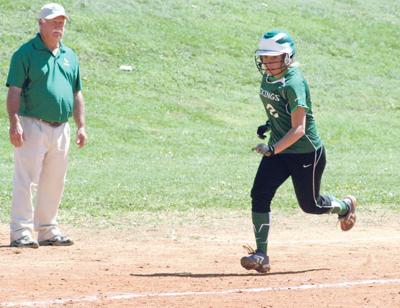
[259,66,322,153]
[6,33,82,123]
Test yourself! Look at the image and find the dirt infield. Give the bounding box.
[1,209,400,307]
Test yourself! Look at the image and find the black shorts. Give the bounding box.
[251,146,332,214]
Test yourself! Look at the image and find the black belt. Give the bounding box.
[37,118,65,127]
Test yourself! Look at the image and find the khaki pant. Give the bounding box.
[10,116,70,242]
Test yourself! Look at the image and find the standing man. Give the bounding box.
[6,3,87,248]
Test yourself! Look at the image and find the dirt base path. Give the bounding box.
[1,209,400,307]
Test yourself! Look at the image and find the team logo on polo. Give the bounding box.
[260,88,280,102]
[63,58,70,67]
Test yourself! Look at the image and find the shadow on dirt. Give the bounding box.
[129,268,330,278]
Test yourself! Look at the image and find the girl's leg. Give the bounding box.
[288,146,349,215]
[250,155,290,254]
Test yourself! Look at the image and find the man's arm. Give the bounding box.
[7,86,24,147]
[73,91,87,148]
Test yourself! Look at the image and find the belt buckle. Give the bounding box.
[38,118,62,127]
[48,121,62,127]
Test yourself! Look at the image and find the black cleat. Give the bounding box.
[240,245,270,273]
[10,236,39,249]
[39,235,74,246]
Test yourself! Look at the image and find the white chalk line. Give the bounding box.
[2,278,400,307]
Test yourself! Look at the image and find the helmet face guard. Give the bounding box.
[255,30,296,76]
[255,53,291,76]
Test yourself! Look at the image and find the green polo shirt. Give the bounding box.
[6,33,82,123]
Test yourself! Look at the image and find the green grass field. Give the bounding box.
[0,0,399,224]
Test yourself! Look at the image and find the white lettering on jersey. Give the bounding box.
[260,89,280,102]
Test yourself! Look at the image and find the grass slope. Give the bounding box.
[0,0,399,223]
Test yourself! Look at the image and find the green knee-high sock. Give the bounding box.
[252,212,271,254]
[328,196,349,215]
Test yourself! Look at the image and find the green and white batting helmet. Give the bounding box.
[255,30,296,75]
[256,30,296,57]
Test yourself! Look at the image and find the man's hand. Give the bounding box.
[9,121,24,147]
[257,121,271,139]
[252,143,275,157]
[76,127,87,148]
[7,87,23,147]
